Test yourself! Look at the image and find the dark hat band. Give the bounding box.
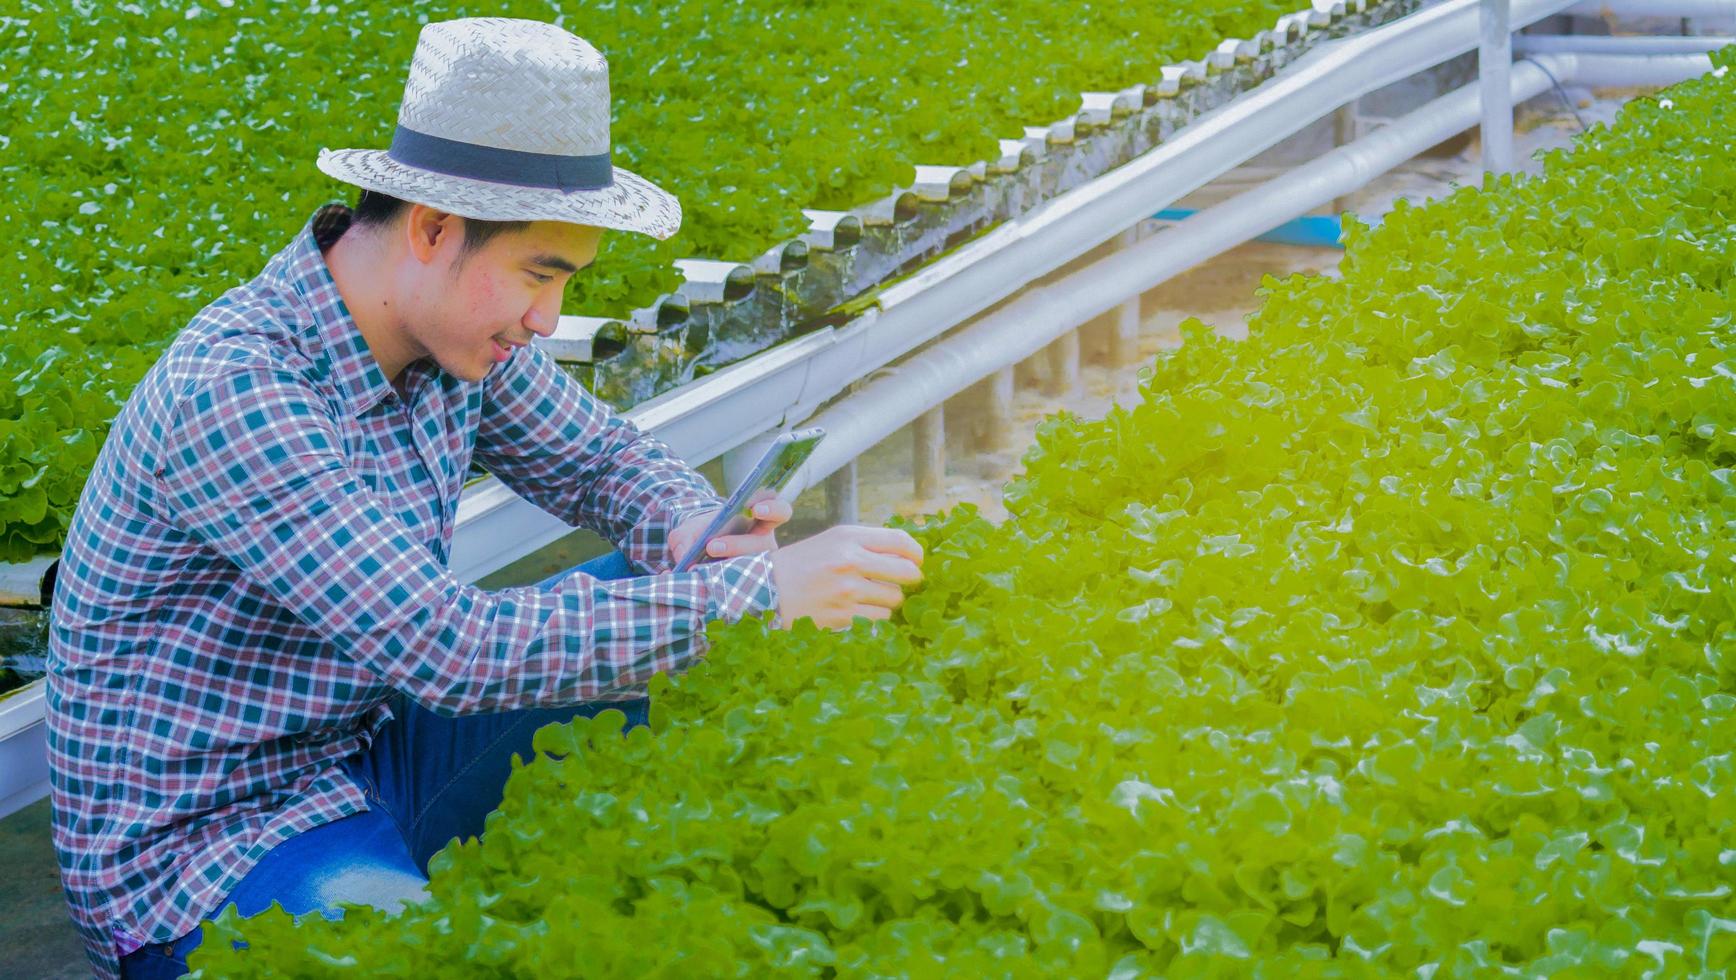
[387,125,614,192]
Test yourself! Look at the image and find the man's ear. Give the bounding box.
[404,204,461,265]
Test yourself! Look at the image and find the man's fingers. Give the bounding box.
[707,529,779,558]
[703,500,792,558]
[847,605,893,624]
[747,518,784,538]
[855,527,925,565]
[854,551,923,588]
[749,499,793,525]
[851,579,907,609]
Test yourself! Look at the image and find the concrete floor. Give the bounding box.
[0,799,90,978]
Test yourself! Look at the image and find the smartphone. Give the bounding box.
[673,427,826,572]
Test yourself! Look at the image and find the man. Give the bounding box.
[46,18,923,979]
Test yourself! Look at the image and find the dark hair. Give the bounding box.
[351,189,531,256]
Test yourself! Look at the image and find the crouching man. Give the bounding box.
[46,18,922,979]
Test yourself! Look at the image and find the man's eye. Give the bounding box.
[530,272,554,284]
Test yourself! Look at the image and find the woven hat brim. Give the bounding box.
[316,147,682,240]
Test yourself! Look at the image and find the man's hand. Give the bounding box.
[669,499,793,569]
[770,526,924,630]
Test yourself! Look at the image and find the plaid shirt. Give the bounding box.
[45,203,777,978]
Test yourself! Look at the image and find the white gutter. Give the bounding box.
[0,682,49,818]
[777,50,1713,497]
[450,0,1587,582]
[0,555,53,606]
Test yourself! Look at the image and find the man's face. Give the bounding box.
[406,213,602,383]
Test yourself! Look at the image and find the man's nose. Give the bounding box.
[526,293,561,337]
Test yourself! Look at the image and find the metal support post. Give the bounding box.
[1016,349,1047,390]
[913,407,945,500]
[1109,300,1142,370]
[825,459,860,525]
[1045,330,1082,399]
[981,366,1016,452]
[1108,227,1143,369]
[1332,102,1358,214]
[1479,0,1514,175]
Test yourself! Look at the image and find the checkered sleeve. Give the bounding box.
[473,344,739,575]
[155,365,776,714]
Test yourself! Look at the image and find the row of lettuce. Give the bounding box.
[0,0,1307,564]
[189,51,1736,977]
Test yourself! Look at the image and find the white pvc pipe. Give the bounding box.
[783,51,1712,497]
[1482,0,1517,174]
[1556,49,1719,80]
[1568,0,1735,18]
[1516,33,1732,52]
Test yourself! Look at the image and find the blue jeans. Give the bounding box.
[120,551,642,979]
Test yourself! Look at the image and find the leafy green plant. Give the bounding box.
[0,0,1299,562]
[188,51,1736,979]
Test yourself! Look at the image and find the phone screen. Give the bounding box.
[673,428,825,571]
[722,436,819,531]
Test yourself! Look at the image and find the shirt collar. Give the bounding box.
[267,202,397,418]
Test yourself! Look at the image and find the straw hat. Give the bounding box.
[317,17,681,239]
